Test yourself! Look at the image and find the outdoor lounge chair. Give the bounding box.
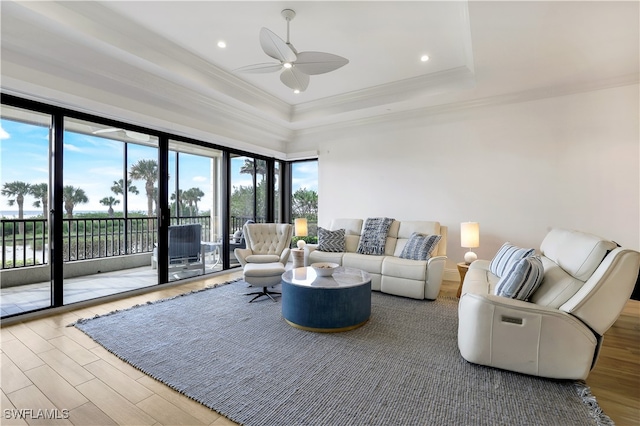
[151,223,205,276]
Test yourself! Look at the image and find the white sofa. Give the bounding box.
[305,219,448,300]
[458,228,640,380]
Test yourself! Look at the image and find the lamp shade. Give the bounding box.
[460,222,480,248]
[294,218,308,237]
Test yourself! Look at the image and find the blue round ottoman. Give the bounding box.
[281,266,371,332]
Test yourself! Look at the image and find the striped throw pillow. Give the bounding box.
[494,256,544,300]
[399,233,442,261]
[318,227,346,252]
[489,242,536,277]
[357,217,395,255]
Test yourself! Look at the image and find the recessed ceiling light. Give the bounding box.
[421,55,430,62]
[293,89,300,94]
[217,41,227,48]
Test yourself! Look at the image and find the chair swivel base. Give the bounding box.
[245,287,281,303]
[242,262,286,303]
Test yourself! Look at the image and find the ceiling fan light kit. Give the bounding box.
[235,9,349,93]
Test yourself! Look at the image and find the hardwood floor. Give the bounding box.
[1,274,638,425]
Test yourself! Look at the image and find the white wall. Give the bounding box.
[304,84,639,271]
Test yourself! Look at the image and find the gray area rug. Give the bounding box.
[75,280,612,426]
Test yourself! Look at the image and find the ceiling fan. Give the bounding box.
[92,128,150,142]
[235,9,349,93]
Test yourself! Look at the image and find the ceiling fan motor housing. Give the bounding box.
[281,9,296,21]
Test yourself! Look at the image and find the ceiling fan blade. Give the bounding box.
[294,51,349,75]
[123,131,150,142]
[92,128,120,135]
[280,67,309,92]
[234,63,283,74]
[260,27,297,63]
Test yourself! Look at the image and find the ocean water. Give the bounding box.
[1,210,42,218]
[1,210,99,218]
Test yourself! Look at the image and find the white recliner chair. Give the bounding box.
[234,223,293,302]
[458,228,640,380]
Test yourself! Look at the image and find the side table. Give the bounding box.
[291,248,305,268]
[456,262,470,298]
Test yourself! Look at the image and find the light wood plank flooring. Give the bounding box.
[1,273,638,425]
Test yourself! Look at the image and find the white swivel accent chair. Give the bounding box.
[235,223,293,302]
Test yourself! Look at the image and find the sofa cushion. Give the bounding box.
[393,221,441,257]
[329,218,363,253]
[529,256,586,308]
[540,228,616,281]
[308,250,344,266]
[494,256,544,300]
[317,227,345,252]
[343,252,384,274]
[399,233,442,261]
[357,217,395,255]
[489,242,536,277]
[382,256,427,281]
[461,260,500,295]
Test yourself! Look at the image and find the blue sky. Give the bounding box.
[1,119,317,216]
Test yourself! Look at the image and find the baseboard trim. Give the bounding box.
[443,268,459,283]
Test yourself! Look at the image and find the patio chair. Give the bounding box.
[151,223,205,275]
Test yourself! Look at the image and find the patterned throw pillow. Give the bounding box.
[399,233,442,261]
[489,242,536,277]
[317,227,346,252]
[357,217,395,255]
[494,256,544,300]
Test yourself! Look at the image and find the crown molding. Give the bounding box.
[4,1,294,124]
[290,67,476,125]
[292,73,640,145]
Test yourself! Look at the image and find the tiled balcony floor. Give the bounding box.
[1,263,227,317]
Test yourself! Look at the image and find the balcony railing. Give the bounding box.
[1,216,211,269]
[0,215,310,270]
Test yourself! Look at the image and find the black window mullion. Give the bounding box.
[50,114,64,307]
[157,136,169,284]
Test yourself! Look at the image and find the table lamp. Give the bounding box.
[294,218,308,249]
[460,221,480,264]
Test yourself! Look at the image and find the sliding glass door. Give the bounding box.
[62,118,159,304]
[0,106,52,316]
[168,140,223,281]
[229,154,269,266]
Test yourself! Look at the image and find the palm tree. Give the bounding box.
[29,183,48,217]
[99,196,120,218]
[239,159,267,182]
[62,185,88,219]
[129,159,158,217]
[183,187,204,216]
[170,189,185,216]
[111,178,139,197]
[2,181,31,219]
[1,181,31,234]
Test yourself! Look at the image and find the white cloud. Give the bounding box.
[0,125,10,139]
[63,143,83,152]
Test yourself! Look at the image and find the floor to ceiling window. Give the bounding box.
[168,140,223,281]
[1,94,311,319]
[62,118,159,304]
[274,160,282,223]
[229,154,270,267]
[291,159,319,243]
[0,106,52,316]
